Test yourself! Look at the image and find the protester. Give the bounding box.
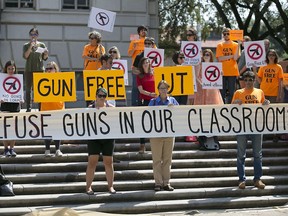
[172,51,187,105]
[137,57,157,153]
[85,87,116,195]
[82,30,105,70]
[232,71,270,190]
[128,25,148,106]
[149,80,179,191]
[216,27,240,104]
[40,61,64,157]
[237,36,252,89]
[131,37,155,106]
[108,46,121,59]
[258,49,284,103]
[1,61,22,157]
[23,27,48,112]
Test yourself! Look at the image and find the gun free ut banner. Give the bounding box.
[153,66,194,96]
[33,72,76,102]
[83,70,126,101]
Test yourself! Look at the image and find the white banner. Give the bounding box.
[88,7,116,32]
[181,41,202,66]
[112,59,129,86]
[244,40,267,68]
[0,74,23,103]
[0,104,287,140]
[202,62,223,89]
[144,48,165,68]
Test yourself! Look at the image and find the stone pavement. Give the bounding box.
[22,206,288,216]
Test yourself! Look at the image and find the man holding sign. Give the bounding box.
[216,28,241,104]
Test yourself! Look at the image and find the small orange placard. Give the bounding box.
[230,30,243,41]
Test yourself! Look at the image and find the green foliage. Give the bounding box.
[159,0,288,57]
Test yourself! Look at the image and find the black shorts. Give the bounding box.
[87,139,115,156]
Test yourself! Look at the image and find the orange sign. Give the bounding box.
[230,30,243,41]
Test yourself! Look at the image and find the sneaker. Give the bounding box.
[238,181,246,189]
[45,150,51,157]
[10,148,17,157]
[4,148,11,157]
[254,180,265,189]
[163,185,174,191]
[55,149,63,157]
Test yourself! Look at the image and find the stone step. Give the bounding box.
[8,175,288,195]
[0,193,288,215]
[1,147,288,166]
[4,165,288,183]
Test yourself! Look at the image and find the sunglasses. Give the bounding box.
[223,33,230,36]
[178,56,185,59]
[244,78,254,82]
[89,37,97,40]
[30,33,38,36]
[187,34,195,37]
[45,67,54,71]
[268,54,276,57]
[204,53,210,57]
[97,94,107,98]
[144,42,152,45]
[109,50,117,54]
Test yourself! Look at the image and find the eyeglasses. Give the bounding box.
[45,67,54,71]
[144,42,152,45]
[97,94,107,98]
[178,56,185,59]
[159,87,168,90]
[223,33,230,36]
[109,50,117,54]
[244,78,254,82]
[204,53,210,57]
[187,34,195,37]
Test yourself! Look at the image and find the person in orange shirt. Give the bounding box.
[232,70,270,190]
[216,27,240,104]
[82,31,105,70]
[257,49,283,103]
[128,25,147,64]
[40,61,65,157]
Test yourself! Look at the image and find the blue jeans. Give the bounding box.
[131,73,139,106]
[236,134,263,182]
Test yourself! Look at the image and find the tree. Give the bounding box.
[158,0,288,56]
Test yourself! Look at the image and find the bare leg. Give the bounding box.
[103,155,115,193]
[86,155,99,192]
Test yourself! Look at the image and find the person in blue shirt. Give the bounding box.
[148,80,179,191]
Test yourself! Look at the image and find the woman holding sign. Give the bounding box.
[137,57,157,153]
[86,87,116,195]
[258,49,284,103]
[40,62,64,157]
[1,60,22,157]
[148,80,179,191]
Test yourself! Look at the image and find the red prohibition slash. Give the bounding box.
[247,43,263,60]
[3,76,21,94]
[147,51,162,67]
[205,66,220,82]
[96,12,109,26]
[183,43,199,58]
[112,62,125,73]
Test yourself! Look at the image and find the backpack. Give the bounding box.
[198,136,220,150]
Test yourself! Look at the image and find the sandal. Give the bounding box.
[86,190,94,195]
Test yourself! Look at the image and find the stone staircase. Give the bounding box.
[0,137,288,215]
